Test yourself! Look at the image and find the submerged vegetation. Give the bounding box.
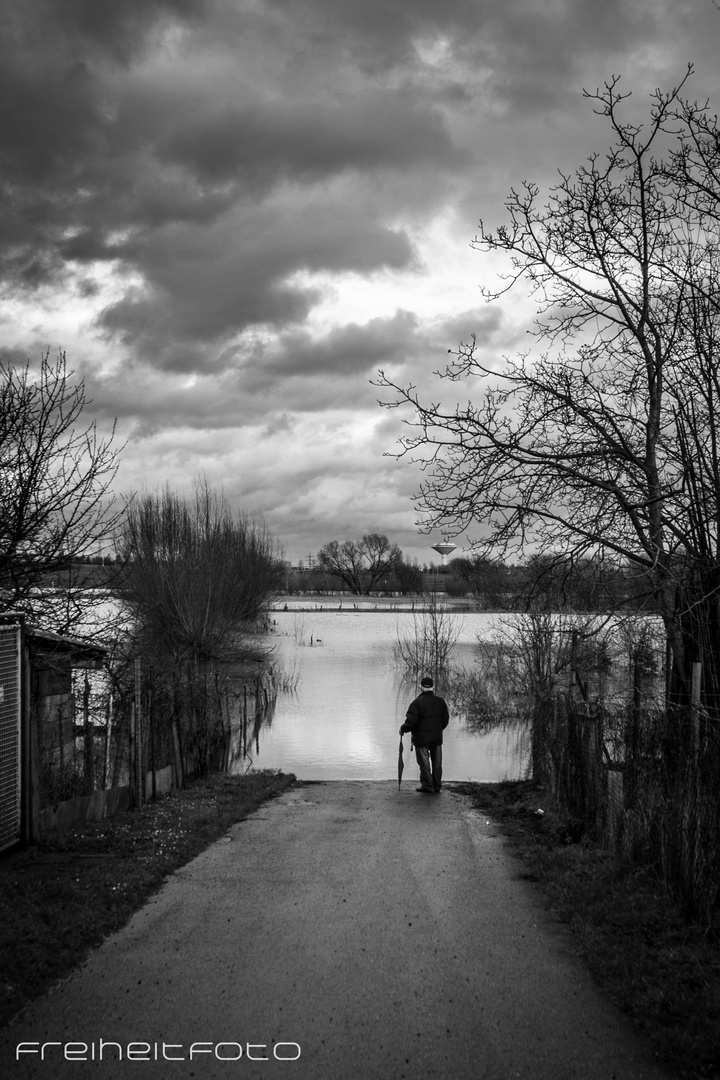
[392,592,462,685]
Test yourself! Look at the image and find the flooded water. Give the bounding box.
[232,607,530,782]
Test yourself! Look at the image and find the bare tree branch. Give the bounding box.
[377,73,720,706]
[0,351,122,633]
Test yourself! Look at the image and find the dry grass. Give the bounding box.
[449,780,720,1080]
[0,770,296,1029]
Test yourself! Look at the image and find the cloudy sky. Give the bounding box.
[3,0,720,565]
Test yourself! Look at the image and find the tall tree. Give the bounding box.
[0,351,121,633]
[378,71,720,707]
[449,555,506,605]
[317,533,402,595]
[393,558,424,596]
[120,478,283,664]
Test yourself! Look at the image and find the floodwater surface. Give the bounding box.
[232,608,530,782]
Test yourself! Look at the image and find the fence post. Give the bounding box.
[148,681,157,802]
[691,660,702,765]
[103,690,113,789]
[569,630,577,699]
[687,660,702,912]
[83,672,94,794]
[532,693,545,786]
[129,698,136,808]
[134,657,143,808]
[625,657,642,809]
[171,715,184,790]
[166,678,182,790]
[58,696,65,778]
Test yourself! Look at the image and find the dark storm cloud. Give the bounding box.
[0,0,462,353]
[37,0,210,62]
[3,0,718,566]
[459,0,660,113]
[93,301,511,445]
[260,0,679,109]
[0,346,40,370]
[435,308,505,350]
[84,309,421,431]
[260,0,483,65]
[259,311,420,379]
[97,207,415,368]
[0,0,712,373]
[155,92,463,186]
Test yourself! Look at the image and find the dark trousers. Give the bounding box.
[415,743,442,791]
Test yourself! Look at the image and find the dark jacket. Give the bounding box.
[401,690,449,747]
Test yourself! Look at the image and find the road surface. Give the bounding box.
[1,782,670,1078]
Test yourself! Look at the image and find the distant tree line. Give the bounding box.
[283,542,656,612]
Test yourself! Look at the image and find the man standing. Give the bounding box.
[400,676,449,794]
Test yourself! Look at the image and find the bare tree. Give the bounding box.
[378,71,720,708]
[0,351,121,632]
[119,478,283,664]
[393,558,424,595]
[317,533,402,595]
[448,555,507,605]
[393,592,460,686]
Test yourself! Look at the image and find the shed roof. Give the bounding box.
[0,614,108,669]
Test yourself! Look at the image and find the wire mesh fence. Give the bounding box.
[36,661,280,821]
[0,622,22,852]
[533,672,720,920]
[36,670,131,808]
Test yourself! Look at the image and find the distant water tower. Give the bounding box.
[431,540,457,566]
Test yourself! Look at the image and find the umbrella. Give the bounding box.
[398,735,405,790]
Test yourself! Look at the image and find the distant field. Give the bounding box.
[270,594,483,612]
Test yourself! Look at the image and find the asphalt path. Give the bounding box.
[2,782,671,1079]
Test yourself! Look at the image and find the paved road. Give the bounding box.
[2,782,670,1079]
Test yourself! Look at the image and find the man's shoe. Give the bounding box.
[416,787,434,793]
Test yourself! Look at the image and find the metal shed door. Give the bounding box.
[0,623,22,852]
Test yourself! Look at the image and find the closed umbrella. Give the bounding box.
[398,735,405,789]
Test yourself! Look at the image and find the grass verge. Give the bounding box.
[448,779,720,1080]
[0,770,296,1030]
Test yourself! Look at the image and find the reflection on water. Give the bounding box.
[229,610,530,782]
